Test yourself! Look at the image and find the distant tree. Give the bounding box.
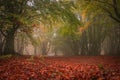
[77,0,120,55]
[51,23,80,56]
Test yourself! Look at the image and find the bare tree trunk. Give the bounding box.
[3,30,16,55]
[0,33,5,55]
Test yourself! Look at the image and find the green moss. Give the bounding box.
[0,54,12,59]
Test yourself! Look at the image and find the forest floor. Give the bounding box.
[0,55,120,80]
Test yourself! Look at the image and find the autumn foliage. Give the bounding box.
[0,56,120,80]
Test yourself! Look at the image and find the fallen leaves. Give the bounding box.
[0,56,120,80]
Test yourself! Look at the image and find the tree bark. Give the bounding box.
[3,30,16,55]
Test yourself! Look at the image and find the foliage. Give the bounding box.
[0,0,80,54]
[73,0,120,55]
[77,0,120,24]
[0,0,119,55]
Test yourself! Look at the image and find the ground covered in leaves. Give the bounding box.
[0,55,120,80]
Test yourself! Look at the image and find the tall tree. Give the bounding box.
[0,0,80,55]
[77,0,120,55]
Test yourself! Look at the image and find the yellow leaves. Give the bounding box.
[81,6,89,21]
[84,21,92,29]
[80,0,103,21]
[79,27,85,33]
[79,21,92,33]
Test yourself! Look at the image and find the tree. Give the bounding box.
[0,0,80,55]
[77,0,120,55]
[51,23,80,56]
[96,0,120,23]
[76,0,120,24]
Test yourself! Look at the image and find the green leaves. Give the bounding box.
[34,0,80,26]
[0,0,80,34]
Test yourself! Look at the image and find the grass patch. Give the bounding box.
[0,54,12,59]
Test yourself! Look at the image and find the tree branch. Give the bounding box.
[99,5,120,23]
[96,0,113,7]
[0,30,6,37]
[109,14,120,23]
[112,0,120,18]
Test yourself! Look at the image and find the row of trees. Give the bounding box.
[0,0,79,55]
[50,0,120,56]
[0,0,120,56]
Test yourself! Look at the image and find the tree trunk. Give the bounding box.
[3,30,16,55]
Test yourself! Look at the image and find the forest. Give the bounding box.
[0,0,120,79]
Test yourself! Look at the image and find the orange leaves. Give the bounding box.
[0,56,120,80]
